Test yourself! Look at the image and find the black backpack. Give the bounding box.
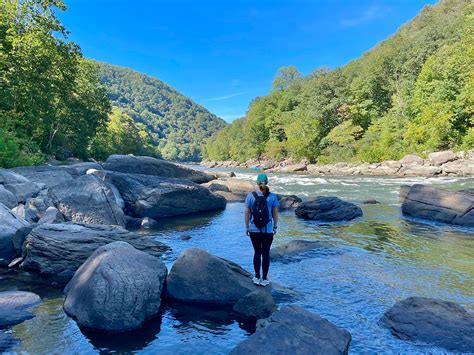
[251,192,270,232]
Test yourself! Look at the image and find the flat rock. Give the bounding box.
[232,290,275,320]
[380,297,474,352]
[102,171,226,219]
[64,242,167,332]
[166,248,260,304]
[295,197,363,222]
[48,174,125,226]
[103,154,214,183]
[231,305,352,355]
[0,291,42,328]
[270,240,334,262]
[11,165,74,188]
[0,186,17,209]
[401,184,474,227]
[20,223,170,285]
[227,178,254,193]
[428,150,458,166]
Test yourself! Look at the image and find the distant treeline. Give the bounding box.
[203,0,473,164]
[0,0,224,168]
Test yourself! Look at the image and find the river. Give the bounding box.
[1,169,473,354]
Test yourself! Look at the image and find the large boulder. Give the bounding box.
[64,242,167,332]
[0,186,17,209]
[277,194,302,210]
[380,297,474,353]
[48,174,125,226]
[401,184,473,227]
[428,150,458,166]
[0,203,29,266]
[399,154,424,166]
[232,290,275,320]
[0,169,29,184]
[0,291,42,328]
[3,182,41,203]
[20,223,170,285]
[227,178,254,193]
[103,155,214,183]
[270,240,334,262]
[11,165,74,189]
[166,248,259,304]
[102,171,226,219]
[295,197,363,222]
[231,305,352,355]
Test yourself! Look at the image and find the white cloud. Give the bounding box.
[207,92,247,102]
[340,5,390,28]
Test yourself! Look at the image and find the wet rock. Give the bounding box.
[232,290,275,320]
[361,199,380,204]
[0,331,19,352]
[11,165,74,189]
[48,174,126,227]
[141,217,158,229]
[0,291,42,328]
[103,154,214,183]
[401,184,474,227]
[37,207,65,224]
[380,297,474,353]
[166,248,260,304]
[231,305,352,355]
[270,240,334,262]
[3,182,41,203]
[428,150,458,166]
[0,186,17,209]
[277,194,302,210]
[227,178,254,194]
[103,171,226,219]
[180,234,192,241]
[295,197,363,222]
[20,223,170,285]
[64,242,167,332]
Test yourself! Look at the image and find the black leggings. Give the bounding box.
[249,232,274,280]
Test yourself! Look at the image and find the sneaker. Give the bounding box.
[260,279,270,287]
[252,277,261,285]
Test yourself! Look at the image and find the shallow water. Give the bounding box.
[1,170,473,354]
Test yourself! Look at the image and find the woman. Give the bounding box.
[244,173,279,286]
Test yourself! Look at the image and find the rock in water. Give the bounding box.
[166,248,259,304]
[48,174,126,226]
[103,171,226,219]
[295,197,362,221]
[0,291,42,328]
[20,223,170,285]
[380,297,474,353]
[64,242,167,332]
[103,154,214,183]
[226,178,253,194]
[231,305,352,355]
[401,184,474,227]
[270,240,334,262]
[232,290,275,320]
[277,194,302,210]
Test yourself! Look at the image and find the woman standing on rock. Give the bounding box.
[245,173,279,286]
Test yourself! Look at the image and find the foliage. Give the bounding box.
[204,0,474,163]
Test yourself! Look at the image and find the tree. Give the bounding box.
[272,66,301,91]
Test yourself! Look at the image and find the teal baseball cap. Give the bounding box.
[256,173,268,185]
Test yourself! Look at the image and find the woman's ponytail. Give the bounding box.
[259,183,270,196]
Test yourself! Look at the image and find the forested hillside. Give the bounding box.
[204,0,473,163]
[96,63,226,161]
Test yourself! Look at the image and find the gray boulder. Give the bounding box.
[11,165,74,189]
[0,291,42,328]
[12,204,38,223]
[103,171,226,219]
[295,197,363,222]
[227,178,253,193]
[270,240,334,262]
[0,186,17,209]
[20,223,170,285]
[103,154,214,183]
[37,207,65,224]
[166,248,259,304]
[231,305,352,355]
[214,191,246,203]
[203,181,230,193]
[399,154,424,166]
[401,184,473,227]
[232,290,275,320]
[428,150,458,166]
[3,182,41,203]
[380,297,474,353]
[0,203,29,266]
[48,174,125,226]
[64,242,167,332]
[0,169,29,184]
[278,194,302,210]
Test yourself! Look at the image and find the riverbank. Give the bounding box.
[202,150,474,177]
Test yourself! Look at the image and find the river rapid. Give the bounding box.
[1,169,473,354]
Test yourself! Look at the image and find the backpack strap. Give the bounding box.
[252,191,258,199]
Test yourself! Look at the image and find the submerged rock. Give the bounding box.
[48,174,126,227]
[231,305,352,355]
[166,248,259,304]
[295,197,363,222]
[20,223,170,285]
[277,194,302,210]
[64,242,167,332]
[380,297,474,353]
[103,154,214,183]
[401,184,474,227]
[270,240,334,262]
[232,290,275,320]
[102,171,226,219]
[361,199,380,204]
[0,291,42,328]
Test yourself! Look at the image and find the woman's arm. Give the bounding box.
[245,208,250,235]
[272,207,279,233]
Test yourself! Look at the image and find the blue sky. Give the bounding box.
[60,0,437,122]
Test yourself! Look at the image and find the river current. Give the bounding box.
[1,169,473,354]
